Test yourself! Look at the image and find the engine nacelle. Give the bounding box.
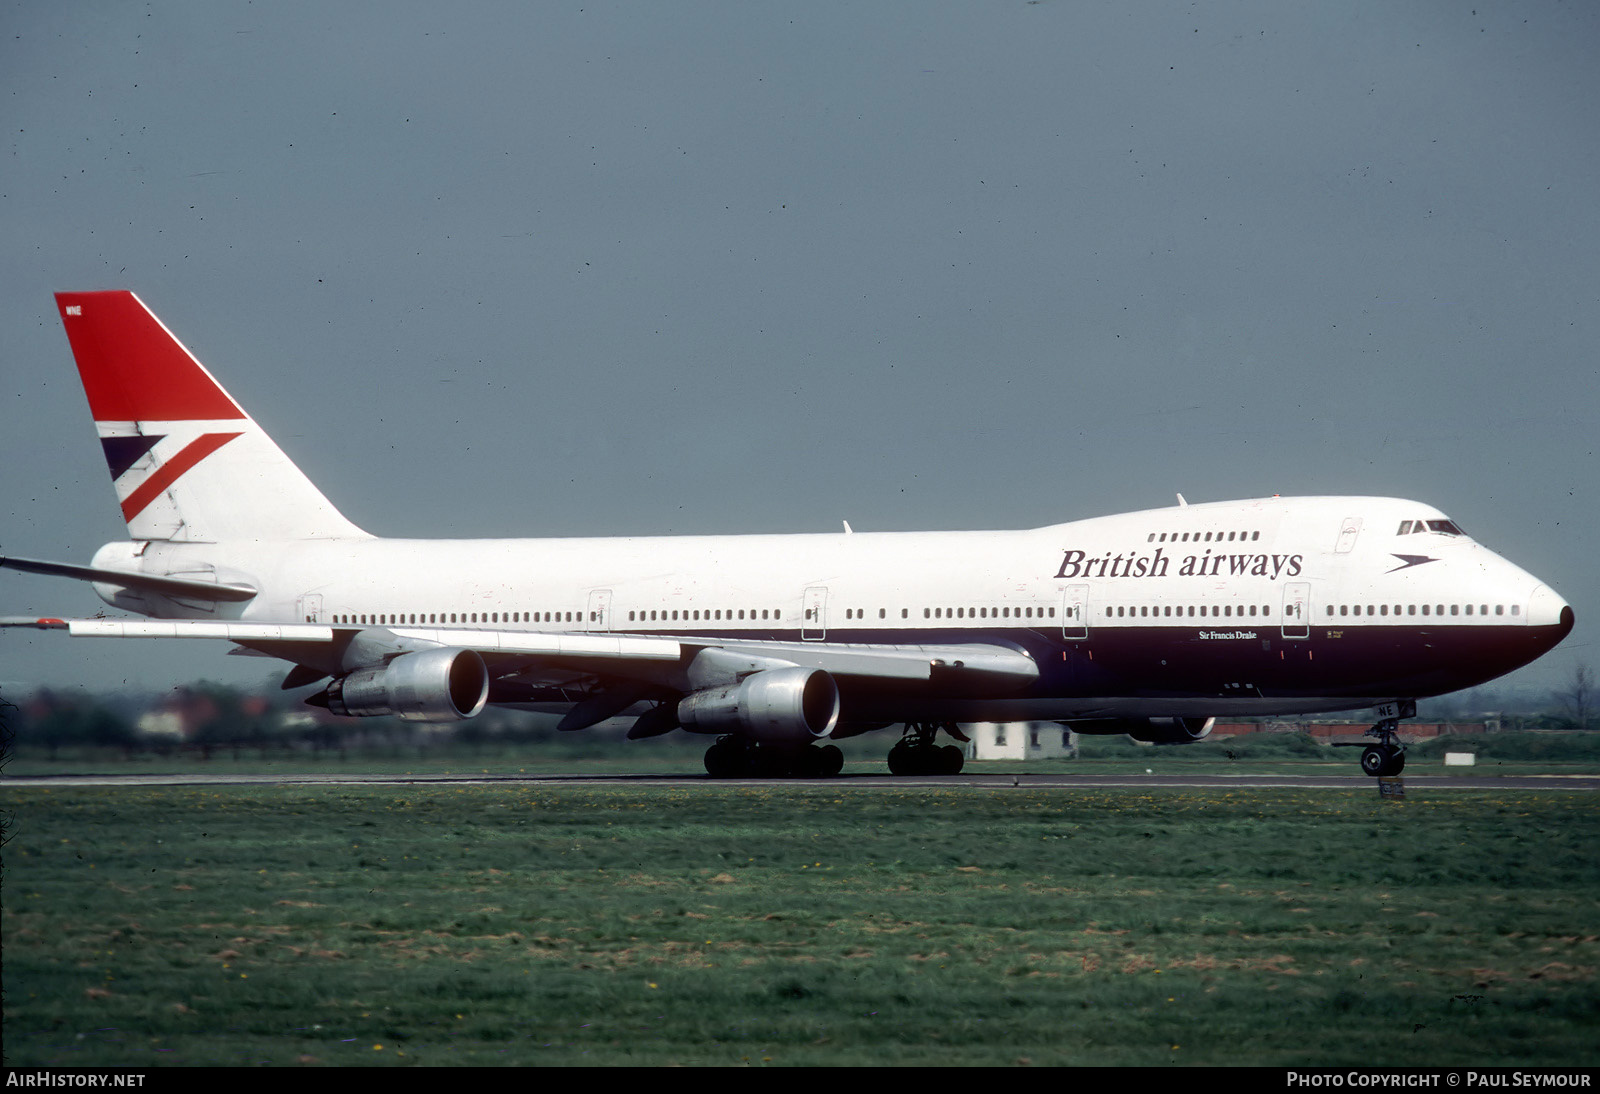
[1068,716,1215,745]
[1128,716,1215,745]
[321,647,489,722]
[677,667,840,743]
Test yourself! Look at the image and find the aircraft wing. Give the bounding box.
[681,637,1038,687]
[1,617,1037,694]
[0,616,680,664]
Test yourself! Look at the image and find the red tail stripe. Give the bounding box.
[56,292,245,422]
[120,432,242,522]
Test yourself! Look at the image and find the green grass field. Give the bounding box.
[3,781,1598,1066]
[9,729,1600,779]
[12,726,1600,777]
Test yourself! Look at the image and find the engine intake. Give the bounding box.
[320,647,489,722]
[677,667,840,743]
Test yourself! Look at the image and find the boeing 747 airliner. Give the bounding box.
[2,292,1575,777]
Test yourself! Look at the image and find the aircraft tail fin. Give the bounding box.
[54,291,369,543]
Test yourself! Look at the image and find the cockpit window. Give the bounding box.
[1398,518,1465,536]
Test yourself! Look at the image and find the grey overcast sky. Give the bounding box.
[2,1,1595,695]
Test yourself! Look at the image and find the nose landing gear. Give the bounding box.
[1360,735,1406,777]
[1346,701,1414,777]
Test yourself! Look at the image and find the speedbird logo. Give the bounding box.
[1054,547,1304,581]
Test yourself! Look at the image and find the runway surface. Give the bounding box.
[4,771,1598,790]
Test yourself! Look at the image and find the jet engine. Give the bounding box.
[317,647,489,722]
[1067,716,1215,745]
[677,667,840,743]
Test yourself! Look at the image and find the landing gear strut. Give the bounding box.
[887,722,966,776]
[703,736,844,779]
[1347,701,1414,777]
[1359,727,1406,777]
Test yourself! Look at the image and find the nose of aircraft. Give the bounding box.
[1526,584,1575,642]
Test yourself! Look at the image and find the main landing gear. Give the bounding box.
[703,736,844,779]
[886,722,967,776]
[699,722,973,779]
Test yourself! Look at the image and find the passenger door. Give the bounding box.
[1061,584,1088,639]
[1281,582,1310,639]
[802,586,828,641]
[585,589,612,632]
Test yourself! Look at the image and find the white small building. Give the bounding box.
[135,710,186,742]
[965,721,1078,761]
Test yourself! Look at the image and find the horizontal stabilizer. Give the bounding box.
[0,617,334,640]
[0,555,257,602]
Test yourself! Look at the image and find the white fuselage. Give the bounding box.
[92,494,1571,722]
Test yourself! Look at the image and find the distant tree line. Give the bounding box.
[1,668,1596,761]
[1,683,591,761]
[1557,663,1593,731]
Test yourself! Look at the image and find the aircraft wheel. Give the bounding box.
[815,744,844,778]
[791,746,824,778]
[887,739,913,776]
[1385,750,1406,776]
[1360,746,1388,777]
[939,744,965,775]
[704,739,746,778]
[747,744,793,779]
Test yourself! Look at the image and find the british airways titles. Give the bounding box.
[1054,547,1305,581]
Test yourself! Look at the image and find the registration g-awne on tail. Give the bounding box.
[3,291,1575,777]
